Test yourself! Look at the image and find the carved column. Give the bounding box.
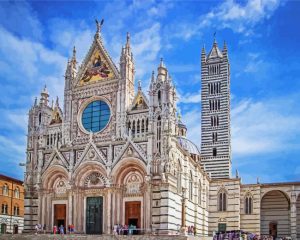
[107,190,112,234]
[68,190,73,227]
[181,188,187,235]
[291,190,297,240]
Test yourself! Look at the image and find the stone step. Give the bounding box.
[0,234,204,240]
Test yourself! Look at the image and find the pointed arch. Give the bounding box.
[41,165,69,190]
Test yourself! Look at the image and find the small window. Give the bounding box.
[213,148,217,157]
[1,204,8,214]
[2,184,8,196]
[245,195,253,214]
[38,112,42,125]
[218,191,227,211]
[189,172,193,201]
[14,187,20,198]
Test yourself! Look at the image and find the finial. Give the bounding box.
[151,70,155,82]
[51,99,54,109]
[178,113,182,121]
[126,32,130,44]
[159,57,165,68]
[138,80,142,91]
[95,19,104,37]
[34,97,37,106]
[236,169,239,178]
[55,96,59,106]
[72,46,76,58]
[213,31,217,43]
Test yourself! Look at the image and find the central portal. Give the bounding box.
[54,204,66,232]
[125,201,141,229]
[86,197,103,234]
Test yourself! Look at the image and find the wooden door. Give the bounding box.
[54,204,66,229]
[125,201,141,228]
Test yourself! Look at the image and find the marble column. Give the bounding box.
[291,202,297,239]
[107,190,112,234]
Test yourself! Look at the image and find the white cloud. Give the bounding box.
[0,1,43,41]
[170,0,281,40]
[231,96,300,156]
[178,91,201,104]
[132,23,162,78]
[181,108,201,147]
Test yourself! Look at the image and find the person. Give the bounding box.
[43,224,46,234]
[53,225,57,234]
[59,225,64,234]
[113,224,118,235]
[35,224,38,235]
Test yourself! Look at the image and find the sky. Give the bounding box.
[0,0,299,183]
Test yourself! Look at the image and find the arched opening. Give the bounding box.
[296,194,300,239]
[261,190,290,238]
[1,223,7,234]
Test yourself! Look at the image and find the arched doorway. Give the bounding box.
[261,190,290,238]
[0,223,6,234]
[296,194,300,239]
[13,224,18,234]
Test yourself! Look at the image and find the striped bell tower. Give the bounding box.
[200,39,231,179]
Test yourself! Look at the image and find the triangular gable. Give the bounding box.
[74,141,107,169]
[112,138,147,168]
[75,37,119,87]
[130,90,149,111]
[42,149,69,172]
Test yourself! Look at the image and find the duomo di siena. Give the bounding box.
[23,21,300,238]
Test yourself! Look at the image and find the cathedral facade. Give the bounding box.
[24,23,300,238]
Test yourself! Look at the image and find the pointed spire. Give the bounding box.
[201,45,206,63]
[207,37,223,59]
[138,80,142,91]
[55,96,59,107]
[71,46,77,68]
[126,32,130,48]
[157,58,167,81]
[34,97,37,107]
[222,41,228,59]
[40,85,49,106]
[159,57,165,68]
[151,70,155,83]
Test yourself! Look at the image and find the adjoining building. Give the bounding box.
[23,21,300,239]
[0,174,24,234]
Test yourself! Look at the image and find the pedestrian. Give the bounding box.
[43,224,46,234]
[53,225,57,235]
[59,225,64,235]
[35,224,38,235]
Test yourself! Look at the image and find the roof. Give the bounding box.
[177,136,200,156]
[0,174,23,185]
[207,40,223,59]
[177,119,187,129]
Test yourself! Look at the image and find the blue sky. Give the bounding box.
[0,0,299,183]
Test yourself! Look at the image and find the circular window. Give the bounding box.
[81,100,110,133]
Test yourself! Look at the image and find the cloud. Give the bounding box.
[0,1,43,41]
[169,0,281,40]
[178,91,201,104]
[181,108,201,146]
[132,23,162,78]
[231,96,300,156]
